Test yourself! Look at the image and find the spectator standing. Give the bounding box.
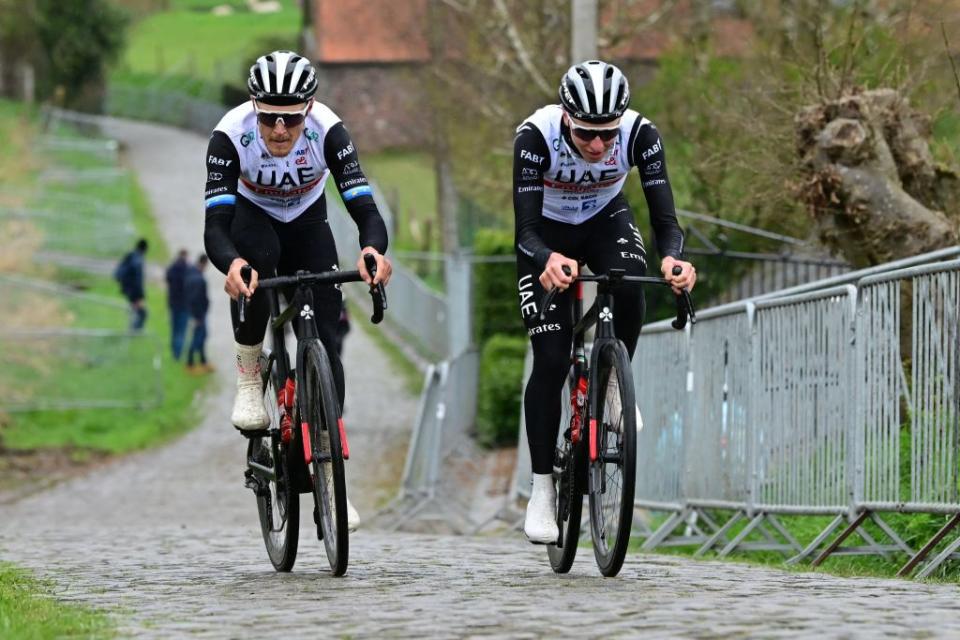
[115,238,148,331]
[184,254,212,373]
[165,249,190,360]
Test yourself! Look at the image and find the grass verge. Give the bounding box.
[633,508,956,581]
[1,269,212,454]
[0,562,115,639]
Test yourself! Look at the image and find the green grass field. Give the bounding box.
[0,563,115,639]
[1,269,212,454]
[361,151,438,253]
[0,100,210,453]
[117,0,300,82]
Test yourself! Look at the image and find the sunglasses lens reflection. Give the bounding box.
[256,112,306,128]
[573,127,618,142]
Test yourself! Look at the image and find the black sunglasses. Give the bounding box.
[255,105,308,128]
[571,126,619,142]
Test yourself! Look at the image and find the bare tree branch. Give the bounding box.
[943,21,960,107]
[492,0,552,95]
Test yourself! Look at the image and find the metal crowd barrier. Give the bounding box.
[373,350,479,533]
[629,249,960,578]
[326,190,449,360]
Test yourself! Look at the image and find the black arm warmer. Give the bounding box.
[513,124,552,270]
[202,131,242,274]
[323,122,388,254]
[628,121,685,260]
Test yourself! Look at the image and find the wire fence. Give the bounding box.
[0,276,163,412]
[105,84,225,136]
[0,109,136,259]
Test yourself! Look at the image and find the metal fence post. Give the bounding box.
[745,301,758,518]
[444,251,472,357]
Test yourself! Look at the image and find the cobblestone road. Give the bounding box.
[3,118,960,638]
[6,526,960,638]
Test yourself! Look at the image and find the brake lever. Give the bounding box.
[363,253,387,324]
[238,264,252,324]
[538,264,574,321]
[668,264,696,330]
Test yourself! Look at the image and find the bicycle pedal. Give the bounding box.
[243,470,261,493]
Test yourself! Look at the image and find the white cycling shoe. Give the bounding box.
[346,497,360,532]
[524,473,559,544]
[232,342,269,431]
[319,430,360,532]
[604,375,643,432]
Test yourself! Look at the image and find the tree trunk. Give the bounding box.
[796,88,959,268]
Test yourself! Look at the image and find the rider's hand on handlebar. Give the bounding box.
[358,247,392,286]
[661,256,696,294]
[225,258,258,301]
[539,253,579,292]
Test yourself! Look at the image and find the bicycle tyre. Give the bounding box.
[547,376,585,573]
[588,341,637,577]
[300,339,349,576]
[253,354,300,572]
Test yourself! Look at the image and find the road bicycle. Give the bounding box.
[239,255,386,576]
[540,265,694,577]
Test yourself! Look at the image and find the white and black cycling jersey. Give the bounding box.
[519,104,640,224]
[203,100,386,274]
[206,101,369,222]
[513,104,684,269]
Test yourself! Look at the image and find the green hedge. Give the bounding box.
[476,333,528,447]
[472,228,521,345]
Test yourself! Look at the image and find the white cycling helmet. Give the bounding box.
[558,60,630,125]
[247,50,318,106]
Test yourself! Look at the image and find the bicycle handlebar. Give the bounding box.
[538,265,696,330]
[237,254,388,325]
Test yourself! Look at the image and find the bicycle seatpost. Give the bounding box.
[238,264,252,324]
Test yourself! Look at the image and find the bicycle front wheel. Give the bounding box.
[588,341,637,577]
[250,354,300,572]
[300,339,348,576]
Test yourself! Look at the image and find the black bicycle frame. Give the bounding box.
[540,267,696,460]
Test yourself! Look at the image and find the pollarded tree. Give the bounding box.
[796,88,960,266]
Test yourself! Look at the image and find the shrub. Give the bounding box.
[472,228,521,345]
[475,333,527,447]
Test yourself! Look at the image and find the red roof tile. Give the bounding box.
[313,0,430,63]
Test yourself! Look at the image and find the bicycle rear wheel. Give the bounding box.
[300,339,348,576]
[547,378,585,573]
[249,355,299,571]
[588,341,637,577]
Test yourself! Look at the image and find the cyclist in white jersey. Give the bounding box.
[513,60,697,543]
[203,50,393,530]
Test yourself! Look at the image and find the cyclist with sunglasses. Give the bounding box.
[514,60,696,543]
[203,50,392,530]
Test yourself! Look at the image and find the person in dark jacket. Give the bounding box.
[115,238,148,331]
[165,249,190,360]
[185,254,212,373]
